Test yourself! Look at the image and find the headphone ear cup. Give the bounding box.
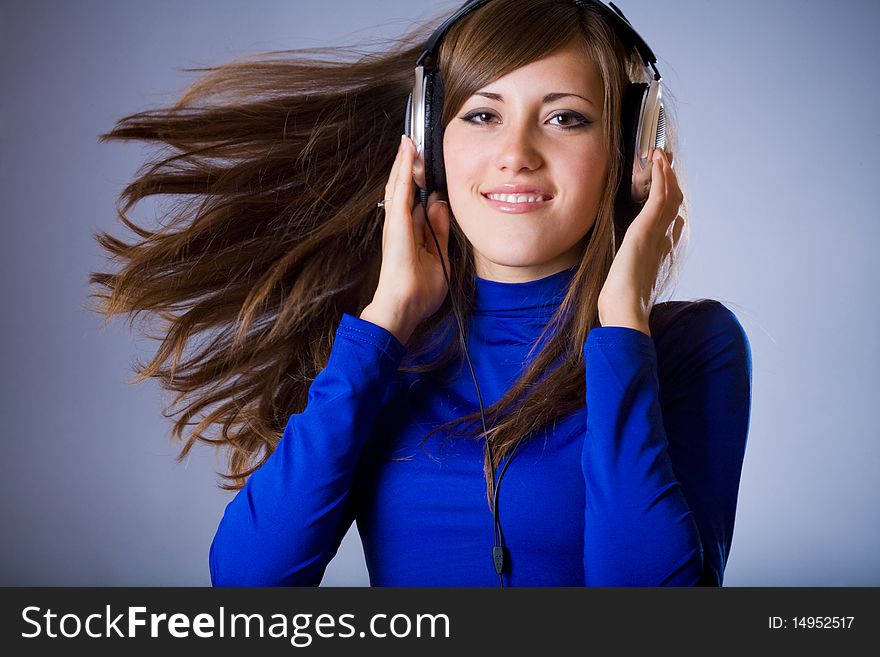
[424,69,447,196]
[614,82,648,250]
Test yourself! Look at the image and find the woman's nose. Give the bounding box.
[495,124,542,173]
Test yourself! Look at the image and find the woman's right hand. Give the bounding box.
[359,135,451,346]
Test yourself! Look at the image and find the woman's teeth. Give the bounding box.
[485,193,549,203]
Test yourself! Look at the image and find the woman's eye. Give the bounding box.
[460,110,498,125]
[548,112,590,130]
[459,110,590,130]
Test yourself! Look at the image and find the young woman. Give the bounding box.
[91,0,752,587]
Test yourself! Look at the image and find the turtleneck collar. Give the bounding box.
[472,265,576,318]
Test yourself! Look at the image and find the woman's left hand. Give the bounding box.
[596,148,685,336]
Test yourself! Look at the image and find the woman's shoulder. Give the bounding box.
[650,298,746,336]
[649,299,752,376]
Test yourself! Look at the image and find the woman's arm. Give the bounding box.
[581,300,752,586]
[209,312,406,586]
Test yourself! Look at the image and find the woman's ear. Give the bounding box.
[413,152,426,189]
[630,147,654,204]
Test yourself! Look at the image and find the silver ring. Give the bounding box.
[377,197,393,208]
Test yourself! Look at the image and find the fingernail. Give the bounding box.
[653,149,663,163]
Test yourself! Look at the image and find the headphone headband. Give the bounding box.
[416,0,489,68]
[416,0,661,81]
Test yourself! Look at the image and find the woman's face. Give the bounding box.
[443,41,609,283]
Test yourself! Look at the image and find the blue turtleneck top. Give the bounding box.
[209,266,752,586]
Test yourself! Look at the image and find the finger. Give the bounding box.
[631,147,654,203]
[659,150,681,207]
[412,201,427,247]
[413,152,426,190]
[425,193,451,265]
[380,137,409,253]
[387,136,417,249]
[383,135,407,201]
[644,149,667,217]
[393,136,417,208]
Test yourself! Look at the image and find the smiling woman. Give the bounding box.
[89,0,751,588]
[443,41,610,282]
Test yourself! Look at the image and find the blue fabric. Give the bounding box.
[209,266,752,586]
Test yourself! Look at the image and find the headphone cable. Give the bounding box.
[419,191,511,588]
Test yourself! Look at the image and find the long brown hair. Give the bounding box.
[89,0,689,505]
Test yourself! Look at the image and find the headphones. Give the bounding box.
[401,0,666,587]
[404,0,667,249]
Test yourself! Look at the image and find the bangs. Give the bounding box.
[438,0,588,126]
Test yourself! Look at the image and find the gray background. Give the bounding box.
[1,0,877,586]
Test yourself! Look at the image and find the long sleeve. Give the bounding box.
[209,312,406,586]
[582,301,752,586]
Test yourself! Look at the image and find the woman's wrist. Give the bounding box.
[359,302,417,346]
[601,320,651,337]
[597,307,651,337]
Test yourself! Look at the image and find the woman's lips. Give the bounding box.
[481,193,552,214]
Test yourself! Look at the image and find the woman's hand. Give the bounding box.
[359,135,451,346]
[596,148,685,336]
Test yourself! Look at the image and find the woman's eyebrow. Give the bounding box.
[474,91,595,107]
